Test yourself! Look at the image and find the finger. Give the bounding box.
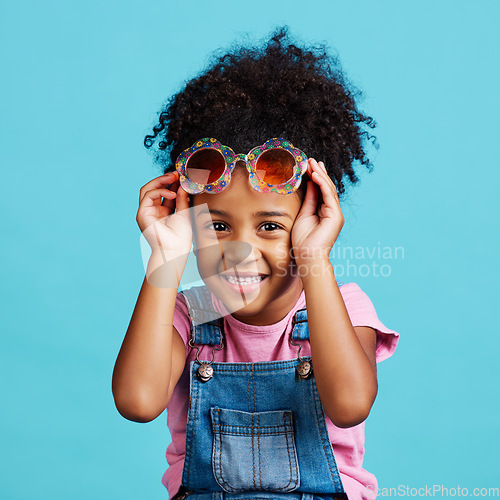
[175,184,191,213]
[318,161,337,194]
[139,171,179,203]
[311,160,338,202]
[311,159,332,185]
[139,188,177,212]
[316,162,339,200]
[139,172,177,204]
[162,178,180,207]
[296,180,319,219]
[306,158,315,178]
[311,171,340,212]
[332,182,340,201]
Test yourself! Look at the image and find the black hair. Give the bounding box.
[144,26,377,198]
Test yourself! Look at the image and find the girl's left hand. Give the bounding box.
[291,158,344,264]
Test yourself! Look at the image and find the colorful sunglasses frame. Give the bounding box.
[175,137,308,195]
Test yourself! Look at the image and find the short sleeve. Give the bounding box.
[340,282,400,363]
[172,292,192,348]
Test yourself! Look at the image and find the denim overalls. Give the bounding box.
[174,286,348,500]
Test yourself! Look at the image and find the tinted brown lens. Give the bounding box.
[255,149,295,184]
[187,148,226,184]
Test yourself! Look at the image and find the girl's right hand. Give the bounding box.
[136,171,192,259]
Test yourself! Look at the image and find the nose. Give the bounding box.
[219,240,254,269]
[221,226,263,270]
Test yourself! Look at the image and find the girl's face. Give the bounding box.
[192,165,304,326]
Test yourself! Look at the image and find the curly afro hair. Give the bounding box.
[144,26,376,198]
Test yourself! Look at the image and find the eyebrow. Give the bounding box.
[206,209,293,220]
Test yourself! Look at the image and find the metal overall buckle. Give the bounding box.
[290,309,312,380]
[188,334,224,383]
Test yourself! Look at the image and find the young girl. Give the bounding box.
[113,28,399,500]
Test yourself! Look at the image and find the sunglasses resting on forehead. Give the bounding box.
[175,138,309,195]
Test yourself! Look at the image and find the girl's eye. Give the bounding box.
[260,222,281,232]
[209,221,228,232]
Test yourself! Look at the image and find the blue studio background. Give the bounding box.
[1,1,499,499]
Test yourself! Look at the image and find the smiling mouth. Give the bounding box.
[221,274,267,285]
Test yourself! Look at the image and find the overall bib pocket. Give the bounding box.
[210,408,300,493]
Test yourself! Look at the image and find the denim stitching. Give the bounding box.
[251,412,256,489]
[216,409,238,492]
[214,411,221,487]
[216,428,229,491]
[287,412,300,491]
[212,409,220,488]
[281,422,293,491]
[251,365,260,490]
[215,417,236,492]
[212,423,291,430]
[212,409,234,493]
[250,365,263,488]
[210,426,292,435]
[211,422,292,430]
[246,367,251,413]
[257,412,262,490]
[251,364,256,412]
[247,364,257,489]
[275,412,296,492]
[217,431,234,492]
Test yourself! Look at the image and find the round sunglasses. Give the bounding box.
[175,138,308,195]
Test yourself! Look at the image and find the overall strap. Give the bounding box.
[290,280,344,341]
[181,286,223,346]
[291,308,309,340]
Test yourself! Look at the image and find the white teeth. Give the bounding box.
[224,275,264,285]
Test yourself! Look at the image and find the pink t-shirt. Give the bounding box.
[163,282,399,499]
